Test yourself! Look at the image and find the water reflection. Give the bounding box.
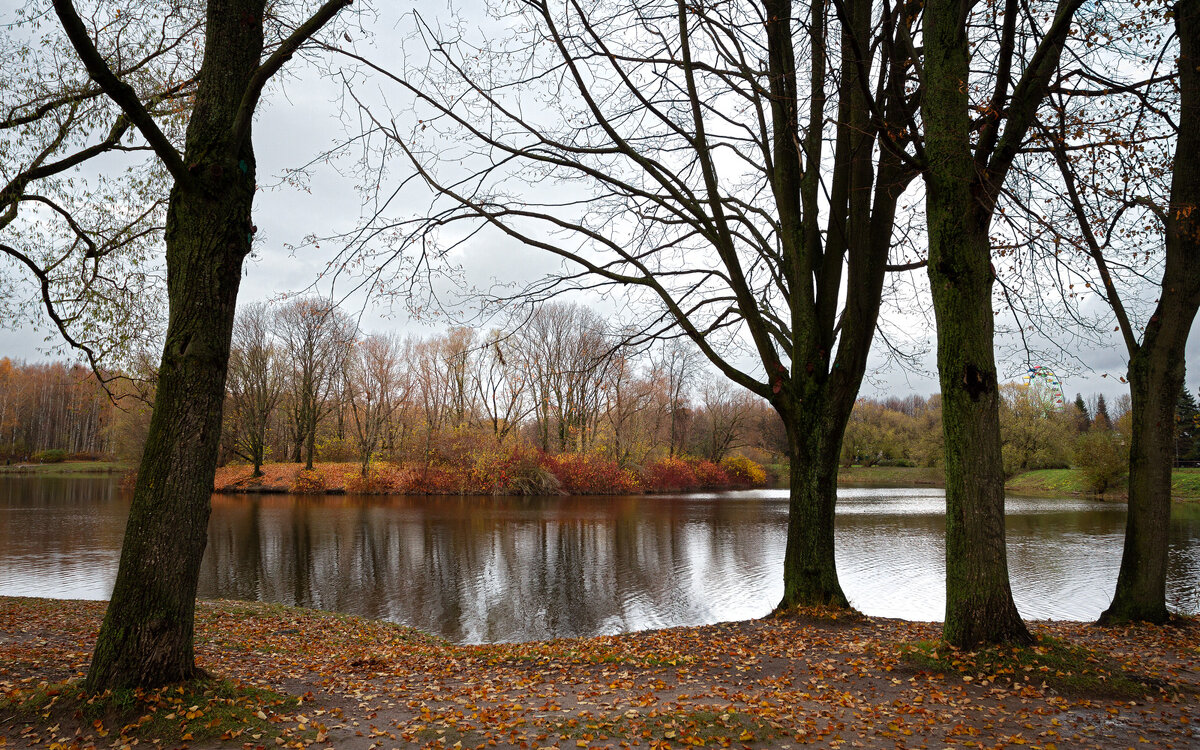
[1,478,1198,643]
[200,493,783,642]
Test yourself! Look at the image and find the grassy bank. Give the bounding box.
[0,460,130,477]
[831,465,1200,501]
[1005,467,1200,501]
[1,597,1195,749]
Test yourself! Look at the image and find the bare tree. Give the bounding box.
[346,332,404,477]
[600,350,657,468]
[1024,2,1200,623]
[693,377,757,462]
[276,296,356,470]
[328,0,921,608]
[515,303,616,453]
[653,339,702,458]
[226,302,284,477]
[410,333,454,461]
[443,326,478,428]
[915,0,1085,645]
[474,329,532,443]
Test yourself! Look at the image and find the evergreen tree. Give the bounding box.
[1073,393,1090,432]
[1092,394,1113,432]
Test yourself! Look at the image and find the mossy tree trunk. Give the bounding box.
[81,2,264,691]
[766,0,913,610]
[777,393,850,609]
[920,0,1081,647]
[922,34,1029,642]
[53,0,351,691]
[1100,0,1200,625]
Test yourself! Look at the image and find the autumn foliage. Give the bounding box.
[214,445,766,496]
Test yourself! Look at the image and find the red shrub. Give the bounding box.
[692,460,731,487]
[542,452,642,494]
[641,457,700,492]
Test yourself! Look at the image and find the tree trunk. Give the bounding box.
[1101,0,1200,624]
[85,188,252,689]
[923,0,1030,648]
[930,266,1030,646]
[778,399,849,609]
[83,0,264,690]
[1101,350,1182,623]
[251,440,264,478]
[925,206,1029,646]
[305,421,317,470]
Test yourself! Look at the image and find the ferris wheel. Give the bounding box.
[1024,366,1066,411]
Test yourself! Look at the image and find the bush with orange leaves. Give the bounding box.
[289,467,327,494]
[720,455,768,486]
[641,456,700,492]
[213,448,764,495]
[541,452,642,494]
[691,459,731,488]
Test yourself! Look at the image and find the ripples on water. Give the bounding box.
[1,478,1198,643]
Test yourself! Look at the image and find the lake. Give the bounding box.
[1,477,1198,643]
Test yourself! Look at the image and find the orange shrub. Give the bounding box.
[720,455,768,485]
[405,464,458,494]
[289,467,326,494]
[344,462,408,493]
[542,452,642,494]
[691,460,731,487]
[641,456,700,492]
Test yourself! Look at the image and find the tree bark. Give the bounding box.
[778,397,849,608]
[82,0,264,690]
[1101,348,1186,623]
[1100,0,1200,624]
[922,0,1031,647]
[769,0,912,611]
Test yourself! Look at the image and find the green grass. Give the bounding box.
[1005,467,1200,501]
[0,677,312,746]
[1004,468,1093,497]
[1172,468,1200,500]
[900,634,1157,700]
[0,460,130,476]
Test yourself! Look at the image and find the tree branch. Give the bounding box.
[51,0,193,190]
[230,0,354,150]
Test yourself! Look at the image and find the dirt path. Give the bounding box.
[2,597,1196,749]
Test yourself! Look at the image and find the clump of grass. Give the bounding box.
[0,677,313,746]
[900,634,1156,699]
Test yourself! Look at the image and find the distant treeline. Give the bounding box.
[845,382,1200,492]
[209,298,787,480]
[5,298,1198,494]
[0,359,115,462]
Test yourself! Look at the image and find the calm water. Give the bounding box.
[2,477,1198,643]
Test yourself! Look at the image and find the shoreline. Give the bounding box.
[2,596,1196,749]
[6,459,1200,502]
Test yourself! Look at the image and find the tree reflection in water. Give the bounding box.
[2,478,1198,642]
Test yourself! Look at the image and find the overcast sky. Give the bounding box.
[1,0,1197,405]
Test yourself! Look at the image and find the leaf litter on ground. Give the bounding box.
[1,597,1196,749]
